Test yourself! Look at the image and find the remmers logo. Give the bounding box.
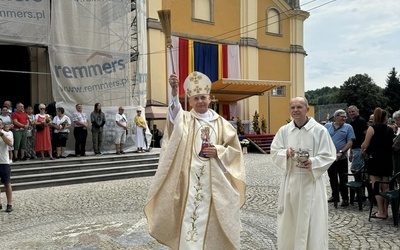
[54,51,126,79]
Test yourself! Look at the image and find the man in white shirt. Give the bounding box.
[115,106,128,154]
[72,104,88,157]
[0,119,14,212]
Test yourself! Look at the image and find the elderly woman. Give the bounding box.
[392,110,400,183]
[134,106,147,153]
[34,103,54,160]
[52,107,71,158]
[361,108,395,219]
[25,105,36,159]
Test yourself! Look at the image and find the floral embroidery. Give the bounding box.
[186,165,206,242]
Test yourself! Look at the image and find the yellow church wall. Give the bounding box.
[269,95,291,133]
[259,49,290,81]
[165,0,241,42]
[257,0,291,48]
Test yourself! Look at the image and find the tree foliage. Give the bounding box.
[306,73,389,120]
[336,74,386,119]
[305,86,339,105]
[383,67,400,114]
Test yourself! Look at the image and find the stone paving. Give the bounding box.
[1,151,400,249]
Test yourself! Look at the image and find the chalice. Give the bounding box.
[292,148,310,167]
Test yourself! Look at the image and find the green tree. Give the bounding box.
[383,67,400,114]
[305,86,339,105]
[337,74,386,119]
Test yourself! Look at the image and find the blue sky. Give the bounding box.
[304,0,400,91]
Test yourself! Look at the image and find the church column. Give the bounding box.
[289,9,309,98]
[239,0,259,129]
[147,0,168,105]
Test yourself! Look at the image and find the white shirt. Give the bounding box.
[53,115,71,133]
[115,113,127,131]
[0,130,13,164]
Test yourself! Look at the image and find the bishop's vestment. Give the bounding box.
[144,104,246,250]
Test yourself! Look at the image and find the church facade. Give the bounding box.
[147,0,309,133]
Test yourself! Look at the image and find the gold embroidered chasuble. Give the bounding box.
[144,108,246,250]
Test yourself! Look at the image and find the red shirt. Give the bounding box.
[11,111,28,128]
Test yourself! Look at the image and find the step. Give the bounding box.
[10,163,158,183]
[10,153,158,168]
[6,169,157,191]
[0,149,162,191]
[11,157,159,176]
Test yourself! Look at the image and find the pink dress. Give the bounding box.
[35,114,52,152]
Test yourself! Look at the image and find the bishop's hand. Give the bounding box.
[169,74,179,97]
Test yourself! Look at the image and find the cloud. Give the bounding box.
[304,0,400,90]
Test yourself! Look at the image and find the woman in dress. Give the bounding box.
[361,108,395,219]
[34,103,54,160]
[25,105,36,159]
[134,106,147,153]
[52,107,71,158]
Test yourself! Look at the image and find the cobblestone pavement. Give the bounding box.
[1,152,400,249]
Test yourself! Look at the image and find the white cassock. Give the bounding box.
[271,117,336,250]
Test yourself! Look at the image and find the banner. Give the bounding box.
[0,0,50,46]
[49,0,132,108]
[168,36,241,101]
[48,0,146,153]
[133,0,148,108]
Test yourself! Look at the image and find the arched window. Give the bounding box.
[192,0,214,22]
[266,8,281,35]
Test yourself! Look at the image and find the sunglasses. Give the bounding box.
[40,108,45,110]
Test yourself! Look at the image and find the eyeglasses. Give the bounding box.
[137,111,141,113]
[338,115,347,119]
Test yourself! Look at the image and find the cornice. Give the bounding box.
[290,45,307,55]
[146,23,307,55]
[239,37,258,47]
[287,9,310,20]
[170,32,239,45]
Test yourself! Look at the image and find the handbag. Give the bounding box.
[36,123,44,131]
[59,132,69,140]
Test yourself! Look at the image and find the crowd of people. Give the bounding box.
[0,101,159,162]
[0,99,162,214]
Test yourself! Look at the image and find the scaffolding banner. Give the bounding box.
[0,0,50,45]
[49,0,132,108]
[48,0,143,153]
[133,0,148,108]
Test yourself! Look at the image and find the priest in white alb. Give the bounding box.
[144,71,246,249]
[271,97,336,250]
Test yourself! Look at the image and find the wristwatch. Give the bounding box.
[339,150,343,153]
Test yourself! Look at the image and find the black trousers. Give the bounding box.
[328,158,349,201]
[74,127,87,156]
